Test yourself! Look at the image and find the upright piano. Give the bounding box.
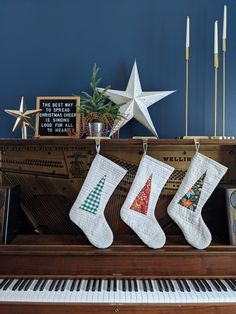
[0,138,236,314]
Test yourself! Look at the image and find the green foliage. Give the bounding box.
[79,64,121,120]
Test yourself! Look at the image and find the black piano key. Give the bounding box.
[201,279,212,292]
[162,280,169,292]
[3,279,14,290]
[33,279,42,291]
[113,280,117,292]
[24,279,33,291]
[147,279,154,292]
[122,280,126,292]
[0,279,9,289]
[13,279,23,291]
[210,279,221,291]
[225,279,236,291]
[141,279,147,292]
[70,279,77,291]
[18,279,28,291]
[196,280,206,292]
[230,279,236,287]
[128,280,132,292]
[55,280,63,291]
[181,279,190,292]
[107,279,111,292]
[76,280,82,291]
[92,279,97,292]
[49,280,57,291]
[134,280,138,292]
[176,279,184,292]
[167,279,175,292]
[85,280,91,292]
[98,280,102,292]
[60,280,67,291]
[190,279,200,292]
[39,280,47,291]
[216,279,227,291]
[155,280,163,292]
[89,280,94,291]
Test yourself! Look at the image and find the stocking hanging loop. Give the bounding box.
[194,139,200,152]
[95,138,101,154]
[143,140,148,154]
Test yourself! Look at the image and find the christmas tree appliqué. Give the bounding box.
[79,175,106,214]
[178,172,207,211]
[130,174,152,215]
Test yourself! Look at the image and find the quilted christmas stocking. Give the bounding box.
[167,152,227,249]
[120,154,174,249]
[69,154,127,248]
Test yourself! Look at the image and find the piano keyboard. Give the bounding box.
[0,278,236,303]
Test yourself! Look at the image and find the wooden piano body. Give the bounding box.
[0,138,236,313]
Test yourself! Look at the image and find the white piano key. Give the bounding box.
[112,279,121,303]
[40,280,55,302]
[78,279,88,302]
[69,279,81,303]
[101,280,108,303]
[186,280,202,303]
[159,279,173,303]
[84,280,94,303]
[216,280,236,302]
[173,280,190,303]
[124,280,131,303]
[165,280,179,303]
[117,280,126,303]
[12,280,33,303]
[138,280,148,303]
[52,280,66,303]
[150,280,161,303]
[25,280,40,302]
[129,280,137,303]
[0,279,18,302]
[206,280,225,303]
[90,279,100,303]
[107,280,116,303]
[222,280,236,301]
[95,279,106,303]
[62,280,74,303]
[143,280,154,303]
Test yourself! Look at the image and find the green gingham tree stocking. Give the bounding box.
[120,154,174,249]
[167,152,228,249]
[69,154,127,248]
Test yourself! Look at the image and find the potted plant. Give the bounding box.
[79,64,122,137]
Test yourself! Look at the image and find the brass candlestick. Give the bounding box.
[185,47,189,137]
[222,38,226,137]
[214,52,219,137]
[182,45,209,140]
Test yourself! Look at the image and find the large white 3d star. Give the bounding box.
[97,61,175,137]
[5,96,41,139]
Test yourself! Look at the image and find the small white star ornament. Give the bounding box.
[5,96,41,139]
[97,61,175,137]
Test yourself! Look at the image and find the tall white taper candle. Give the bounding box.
[223,5,227,40]
[186,16,190,48]
[214,21,218,54]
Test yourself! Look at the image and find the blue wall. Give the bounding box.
[0,0,235,138]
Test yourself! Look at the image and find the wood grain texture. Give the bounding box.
[0,303,236,314]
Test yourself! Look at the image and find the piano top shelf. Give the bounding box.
[1,236,236,278]
[0,234,235,257]
[1,138,236,148]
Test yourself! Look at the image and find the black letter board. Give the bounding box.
[35,96,80,138]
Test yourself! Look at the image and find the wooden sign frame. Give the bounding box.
[35,96,80,138]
